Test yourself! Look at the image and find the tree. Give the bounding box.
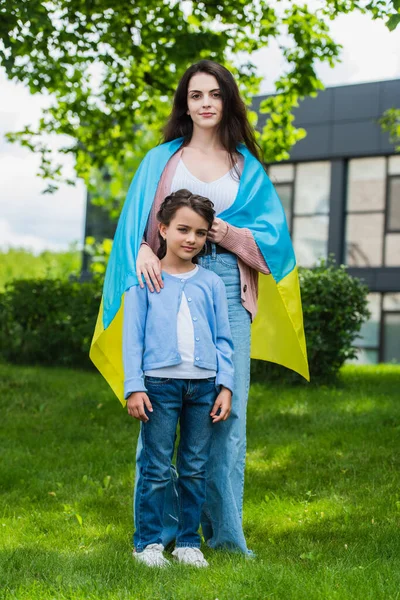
[1,0,399,198]
[380,108,400,151]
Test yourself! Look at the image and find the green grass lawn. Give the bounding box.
[1,363,399,600]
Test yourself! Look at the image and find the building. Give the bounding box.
[83,79,400,363]
[252,79,400,364]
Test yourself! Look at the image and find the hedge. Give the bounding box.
[251,260,370,383]
[0,278,101,369]
[0,260,370,383]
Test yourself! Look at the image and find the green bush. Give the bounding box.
[0,279,101,368]
[251,259,371,384]
[0,246,81,291]
[0,260,370,380]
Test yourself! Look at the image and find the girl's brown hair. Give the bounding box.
[163,60,262,170]
[156,188,215,260]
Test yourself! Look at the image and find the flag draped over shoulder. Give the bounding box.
[90,138,309,405]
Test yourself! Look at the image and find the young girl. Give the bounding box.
[123,189,234,568]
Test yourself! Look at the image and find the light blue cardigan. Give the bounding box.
[123,265,235,398]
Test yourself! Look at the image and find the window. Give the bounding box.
[268,164,294,228]
[387,178,400,230]
[275,183,293,225]
[352,293,400,364]
[385,234,400,266]
[294,162,330,215]
[345,158,386,266]
[292,215,329,268]
[345,155,400,267]
[346,213,385,267]
[347,158,386,212]
[269,161,331,268]
[385,173,400,265]
[292,162,330,267]
[383,293,400,363]
[388,155,400,176]
[352,293,381,364]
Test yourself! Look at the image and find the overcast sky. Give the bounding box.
[1,10,400,253]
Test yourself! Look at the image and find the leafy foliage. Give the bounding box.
[252,259,371,383]
[84,237,112,279]
[1,0,398,194]
[0,278,101,368]
[0,261,370,381]
[0,246,81,291]
[380,107,400,151]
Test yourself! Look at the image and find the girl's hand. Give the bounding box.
[127,391,153,422]
[207,218,228,244]
[136,244,164,293]
[210,387,232,423]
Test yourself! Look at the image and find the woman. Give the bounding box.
[90,60,309,556]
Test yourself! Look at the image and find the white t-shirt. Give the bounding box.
[144,266,216,379]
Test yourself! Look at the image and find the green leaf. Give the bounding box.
[387,13,400,30]
[187,14,201,27]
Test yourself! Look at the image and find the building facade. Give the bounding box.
[253,79,400,364]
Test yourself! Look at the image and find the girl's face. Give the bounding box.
[159,206,209,261]
[186,72,223,131]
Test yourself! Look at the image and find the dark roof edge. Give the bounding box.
[254,77,400,100]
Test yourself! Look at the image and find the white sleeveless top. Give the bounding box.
[170,159,239,215]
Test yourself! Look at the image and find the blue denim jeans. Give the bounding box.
[198,248,251,553]
[134,376,217,552]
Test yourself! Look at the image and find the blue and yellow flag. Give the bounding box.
[90,138,309,405]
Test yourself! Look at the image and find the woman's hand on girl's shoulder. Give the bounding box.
[127,391,153,422]
[136,244,164,293]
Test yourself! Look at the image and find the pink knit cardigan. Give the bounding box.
[142,149,271,321]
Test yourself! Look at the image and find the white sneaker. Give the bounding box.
[172,547,209,567]
[133,543,170,567]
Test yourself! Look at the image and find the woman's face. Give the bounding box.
[186,72,223,131]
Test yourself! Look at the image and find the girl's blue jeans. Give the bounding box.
[133,246,251,553]
[134,376,217,552]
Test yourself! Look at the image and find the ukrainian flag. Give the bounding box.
[90,139,309,405]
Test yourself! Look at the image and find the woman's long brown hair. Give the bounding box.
[163,60,263,169]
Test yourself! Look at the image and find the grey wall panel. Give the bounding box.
[289,124,332,160]
[347,269,377,289]
[380,80,400,112]
[255,80,399,126]
[378,79,400,152]
[254,80,398,160]
[378,128,397,153]
[333,82,381,121]
[293,88,334,125]
[376,269,400,290]
[347,268,400,291]
[332,121,380,156]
